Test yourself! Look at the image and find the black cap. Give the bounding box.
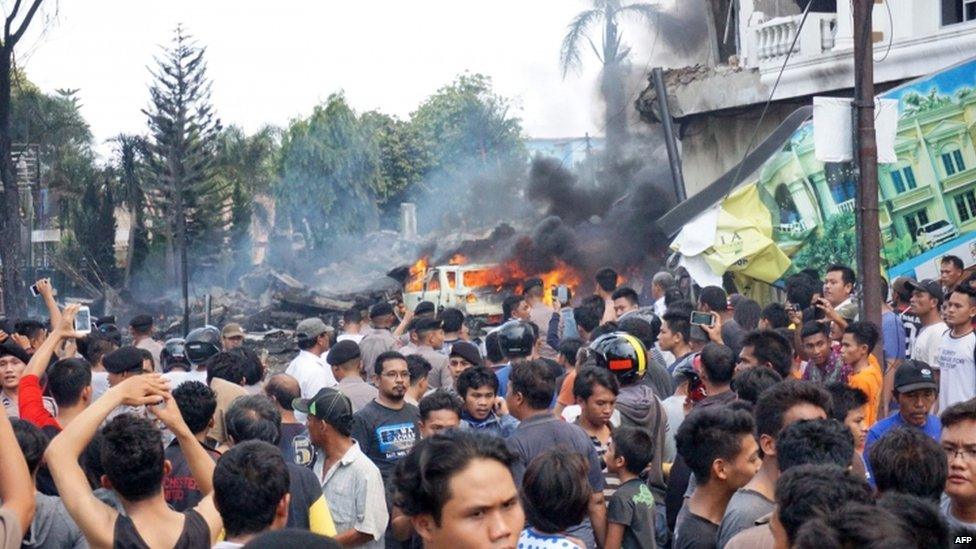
[414,301,436,315]
[449,341,482,366]
[327,340,361,366]
[0,339,30,365]
[904,278,944,303]
[894,359,938,393]
[411,317,443,334]
[98,324,122,346]
[103,346,146,374]
[522,278,543,293]
[129,314,154,330]
[293,388,353,431]
[369,302,394,318]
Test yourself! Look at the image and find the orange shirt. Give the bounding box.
[849,358,883,427]
[557,369,578,407]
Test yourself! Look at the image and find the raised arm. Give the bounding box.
[35,278,62,331]
[26,304,80,379]
[45,374,170,548]
[0,410,35,536]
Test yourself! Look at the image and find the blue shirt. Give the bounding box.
[864,411,941,486]
[881,310,907,362]
[495,364,512,397]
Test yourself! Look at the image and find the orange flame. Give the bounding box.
[405,257,429,293]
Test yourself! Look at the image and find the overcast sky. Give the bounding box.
[13,0,689,157]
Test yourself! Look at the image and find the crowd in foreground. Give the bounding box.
[0,258,975,548]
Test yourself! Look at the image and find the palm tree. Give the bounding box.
[560,0,668,158]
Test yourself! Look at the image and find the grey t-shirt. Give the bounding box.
[674,504,719,549]
[716,489,775,548]
[941,495,976,532]
[350,400,421,484]
[607,478,657,549]
[22,493,86,548]
[721,320,745,357]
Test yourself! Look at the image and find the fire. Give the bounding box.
[405,257,429,293]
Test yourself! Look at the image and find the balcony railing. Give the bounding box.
[750,13,838,68]
[777,219,811,236]
[836,199,856,214]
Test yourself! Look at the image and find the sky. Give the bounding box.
[12,0,687,157]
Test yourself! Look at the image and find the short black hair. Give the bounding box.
[230,347,264,386]
[776,419,854,472]
[172,381,217,435]
[214,440,289,538]
[406,354,431,387]
[484,331,504,364]
[742,330,793,378]
[785,272,821,310]
[15,319,46,341]
[666,299,695,318]
[675,405,755,482]
[101,414,166,502]
[761,303,790,329]
[502,295,526,320]
[595,267,618,292]
[731,366,782,405]
[12,418,48,474]
[700,343,735,384]
[941,398,976,429]
[952,284,976,306]
[826,264,856,286]
[205,351,247,385]
[699,286,728,312]
[775,464,873,545]
[47,357,92,407]
[792,502,913,549]
[664,288,684,306]
[419,390,463,423]
[374,351,407,377]
[611,426,654,475]
[868,427,947,502]
[800,320,828,340]
[264,374,300,411]
[618,316,661,349]
[342,308,362,325]
[755,380,832,439]
[557,338,583,365]
[824,382,868,424]
[733,299,762,331]
[843,321,879,350]
[611,286,639,306]
[943,255,965,271]
[225,395,282,445]
[572,306,601,334]
[394,429,517,524]
[877,492,951,548]
[509,359,557,410]
[521,450,591,533]
[662,311,691,343]
[438,308,464,333]
[456,366,499,398]
[573,366,620,401]
[582,294,607,319]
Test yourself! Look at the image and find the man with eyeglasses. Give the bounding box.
[350,351,421,487]
[939,397,976,531]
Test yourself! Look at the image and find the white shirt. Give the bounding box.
[337,333,365,344]
[285,350,337,423]
[162,369,208,390]
[936,330,976,411]
[912,321,948,369]
[654,296,667,317]
[314,443,388,549]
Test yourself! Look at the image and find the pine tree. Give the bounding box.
[72,176,117,286]
[142,25,223,332]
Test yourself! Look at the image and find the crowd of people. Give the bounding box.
[0,258,975,548]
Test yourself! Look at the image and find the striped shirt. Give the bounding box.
[576,422,621,499]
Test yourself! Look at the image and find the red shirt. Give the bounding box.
[18,374,60,430]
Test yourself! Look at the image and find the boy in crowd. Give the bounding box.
[574,367,621,497]
[604,426,656,549]
[660,312,693,374]
[456,366,518,438]
[418,390,462,438]
[673,405,761,549]
[936,285,976,411]
[164,381,220,512]
[212,441,291,547]
[403,355,431,406]
[393,429,525,548]
[841,321,882,427]
[737,330,793,379]
[825,383,868,475]
[518,450,592,548]
[800,321,850,385]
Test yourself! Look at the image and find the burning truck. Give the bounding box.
[402,254,582,325]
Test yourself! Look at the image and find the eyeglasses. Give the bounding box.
[381,371,410,380]
[943,446,976,462]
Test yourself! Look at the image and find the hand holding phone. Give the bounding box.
[73,306,92,335]
[690,311,715,327]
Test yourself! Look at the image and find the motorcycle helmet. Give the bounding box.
[496,320,536,359]
[184,325,221,367]
[160,337,190,373]
[589,331,647,384]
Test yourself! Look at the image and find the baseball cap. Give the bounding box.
[221,323,245,338]
[891,276,914,302]
[326,340,360,366]
[129,314,154,330]
[904,278,944,303]
[103,346,146,374]
[449,341,482,366]
[293,388,353,430]
[894,359,938,393]
[296,318,333,340]
[369,302,394,318]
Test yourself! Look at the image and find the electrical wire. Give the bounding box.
[875,0,894,64]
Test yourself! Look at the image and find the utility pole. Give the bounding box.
[853,0,882,334]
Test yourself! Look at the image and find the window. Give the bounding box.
[944,0,976,25]
[904,209,930,242]
[825,162,856,204]
[956,191,976,222]
[891,170,905,194]
[941,146,966,176]
[904,165,918,189]
[890,164,917,194]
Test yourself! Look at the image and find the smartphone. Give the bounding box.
[687,374,708,403]
[29,284,39,297]
[74,306,92,335]
[556,285,570,305]
[690,311,715,327]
